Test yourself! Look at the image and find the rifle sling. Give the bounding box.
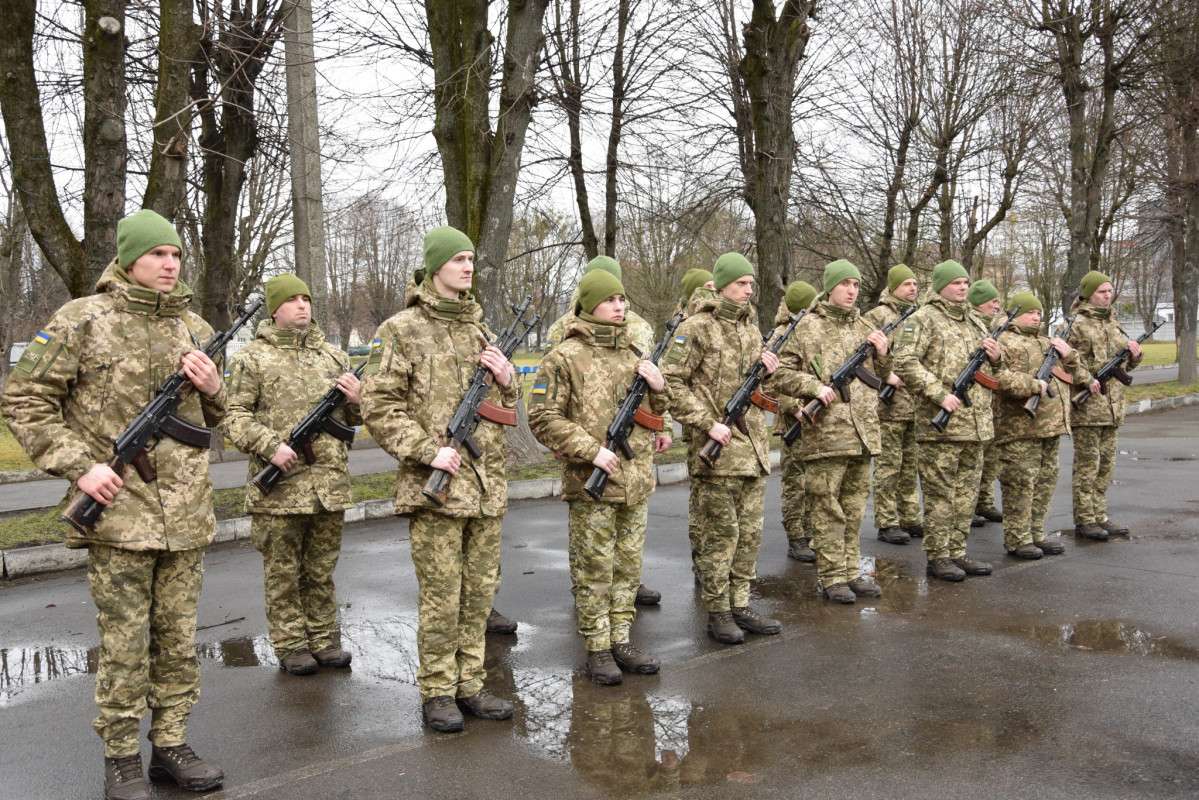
[159,413,213,449]
[478,400,517,426]
[633,407,665,432]
[750,389,779,414]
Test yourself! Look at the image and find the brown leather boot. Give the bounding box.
[279,648,318,675]
[706,611,745,644]
[927,558,966,582]
[148,744,224,791]
[486,607,518,634]
[457,689,514,720]
[634,584,662,606]
[1074,523,1108,541]
[612,642,661,674]
[731,605,782,634]
[1034,538,1065,555]
[977,505,1004,522]
[104,754,150,800]
[422,695,464,732]
[1099,519,1130,536]
[787,537,817,562]
[847,578,882,597]
[1006,543,1043,560]
[877,526,911,545]
[312,645,352,668]
[821,583,856,603]
[586,649,623,685]
[953,555,993,575]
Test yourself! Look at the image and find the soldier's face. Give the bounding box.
[432,251,475,298]
[1016,309,1042,326]
[829,278,859,308]
[719,275,755,305]
[940,277,970,303]
[127,245,182,293]
[273,294,312,330]
[703,280,716,290]
[976,297,1002,315]
[894,278,918,302]
[591,293,626,323]
[1089,282,1114,307]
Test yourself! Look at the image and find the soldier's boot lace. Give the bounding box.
[731,605,782,634]
[586,649,623,685]
[104,754,150,800]
[148,744,224,791]
[611,642,661,674]
[706,611,745,644]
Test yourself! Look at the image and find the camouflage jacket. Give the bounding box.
[892,294,997,443]
[1,260,227,551]
[862,292,917,422]
[661,294,770,477]
[528,315,670,504]
[767,299,809,435]
[670,287,716,320]
[768,301,890,461]
[223,321,362,514]
[993,325,1086,445]
[360,278,519,518]
[1065,299,1142,428]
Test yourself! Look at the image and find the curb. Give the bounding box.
[1124,392,1199,415]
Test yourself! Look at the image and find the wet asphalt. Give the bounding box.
[1,406,1197,799]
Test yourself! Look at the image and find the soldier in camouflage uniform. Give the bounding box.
[360,226,519,733]
[674,269,715,580]
[529,270,671,684]
[892,260,1002,583]
[661,253,781,644]
[223,274,361,676]
[1066,270,1143,540]
[969,280,1005,526]
[863,264,922,546]
[992,292,1086,558]
[769,261,891,603]
[545,255,669,606]
[768,281,818,562]
[2,210,225,799]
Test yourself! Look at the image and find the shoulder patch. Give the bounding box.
[363,338,385,377]
[663,335,688,365]
[13,332,63,378]
[898,323,918,345]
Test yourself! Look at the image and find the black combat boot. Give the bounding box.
[457,689,514,720]
[786,537,817,562]
[902,523,924,538]
[877,526,911,545]
[104,754,150,800]
[148,744,224,791]
[634,584,662,605]
[977,505,1004,522]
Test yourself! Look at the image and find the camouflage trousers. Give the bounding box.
[567,499,648,651]
[998,437,1060,550]
[683,432,704,572]
[1072,425,1118,526]
[568,674,679,790]
[87,544,204,757]
[693,474,766,612]
[805,455,872,586]
[872,419,922,529]
[408,510,502,701]
[251,511,344,660]
[918,441,983,561]
[779,444,806,541]
[977,439,1002,511]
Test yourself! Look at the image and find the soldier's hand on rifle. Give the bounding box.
[1127,340,1142,358]
[708,422,732,446]
[654,434,673,454]
[337,372,362,404]
[592,446,619,475]
[1050,337,1071,358]
[867,330,889,356]
[886,372,902,388]
[816,385,836,407]
[982,337,1001,363]
[431,447,462,475]
[636,360,665,391]
[270,443,298,473]
[1036,380,1049,397]
[940,393,962,413]
[479,345,514,388]
[759,350,779,375]
[181,350,222,397]
[1089,379,1101,394]
[78,463,123,505]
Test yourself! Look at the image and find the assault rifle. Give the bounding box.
[1023,314,1076,419]
[63,297,264,536]
[877,304,919,405]
[422,296,540,507]
[583,311,684,501]
[930,305,1020,433]
[252,360,368,495]
[697,310,805,468]
[1071,317,1164,410]
[783,303,916,445]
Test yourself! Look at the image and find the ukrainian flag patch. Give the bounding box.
[34,331,51,345]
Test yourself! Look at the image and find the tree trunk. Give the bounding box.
[144,0,200,221]
[1177,119,1199,385]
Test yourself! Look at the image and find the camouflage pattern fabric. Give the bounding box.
[998,437,1060,550]
[408,510,502,701]
[872,419,922,529]
[918,441,983,560]
[804,454,872,586]
[779,444,807,541]
[862,292,918,422]
[567,499,649,650]
[692,475,766,612]
[223,320,361,514]
[568,675,680,791]
[1066,298,1142,428]
[993,325,1084,445]
[1072,425,1118,526]
[250,511,344,659]
[2,259,226,550]
[977,441,1001,511]
[88,545,204,757]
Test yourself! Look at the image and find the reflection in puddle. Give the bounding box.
[1004,620,1199,659]
[0,644,97,705]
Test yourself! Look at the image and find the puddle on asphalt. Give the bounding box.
[1001,620,1199,659]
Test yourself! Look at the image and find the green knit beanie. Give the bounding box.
[423,226,475,275]
[577,269,625,314]
[1007,290,1042,314]
[967,280,999,307]
[713,253,755,289]
[117,209,182,268]
[933,259,969,293]
[585,255,622,281]
[784,280,817,314]
[266,274,312,316]
[1080,270,1112,302]
[680,269,713,304]
[822,259,861,294]
[887,263,916,293]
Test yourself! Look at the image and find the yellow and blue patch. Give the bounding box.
[34,331,51,345]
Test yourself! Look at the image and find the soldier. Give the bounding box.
[546,255,669,606]
[769,280,818,563]
[892,260,1002,582]
[769,261,891,603]
[222,274,361,675]
[992,292,1083,558]
[2,210,225,799]
[661,253,781,644]
[529,270,671,684]
[863,264,922,546]
[674,268,715,580]
[968,279,1004,527]
[360,226,519,733]
[1066,270,1143,540]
